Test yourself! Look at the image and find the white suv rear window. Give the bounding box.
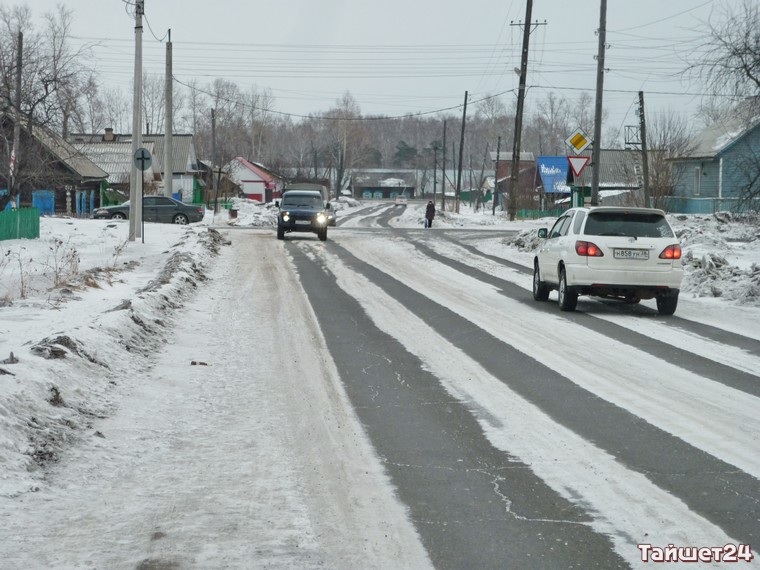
[584,211,674,238]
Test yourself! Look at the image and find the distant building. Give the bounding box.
[225,157,285,202]
[349,170,417,200]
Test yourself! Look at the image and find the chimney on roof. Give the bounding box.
[104,127,115,142]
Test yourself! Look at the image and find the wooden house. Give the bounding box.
[1,112,108,215]
[668,110,760,213]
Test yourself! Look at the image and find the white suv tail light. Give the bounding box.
[575,240,604,257]
[659,244,682,260]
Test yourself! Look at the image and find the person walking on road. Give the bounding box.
[425,200,436,228]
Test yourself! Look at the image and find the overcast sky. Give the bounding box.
[26,0,725,137]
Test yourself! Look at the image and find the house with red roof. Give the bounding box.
[226,156,284,203]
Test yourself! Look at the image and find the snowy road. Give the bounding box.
[1,205,759,569]
[284,223,760,569]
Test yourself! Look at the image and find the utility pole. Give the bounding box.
[9,31,22,207]
[129,0,144,241]
[455,91,468,214]
[638,91,650,208]
[164,29,173,198]
[492,136,501,215]
[508,1,544,221]
[477,144,489,211]
[433,145,438,202]
[211,108,218,213]
[441,120,447,211]
[590,0,607,206]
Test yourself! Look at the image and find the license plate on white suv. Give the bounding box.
[614,248,649,260]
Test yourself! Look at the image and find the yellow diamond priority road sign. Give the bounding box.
[565,129,591,155]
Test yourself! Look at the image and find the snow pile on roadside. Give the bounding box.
[224,198,278,227]
[0,226,227,496]
[435,208,512,227]
[681,251,760,304]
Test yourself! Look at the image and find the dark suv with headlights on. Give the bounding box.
[276,190,331,241]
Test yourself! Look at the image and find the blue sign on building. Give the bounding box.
[537,157,571,194]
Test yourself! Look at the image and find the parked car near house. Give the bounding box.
[532,206,683,315]
[93,196,205,224]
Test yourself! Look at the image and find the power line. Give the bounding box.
[171,75,515,121]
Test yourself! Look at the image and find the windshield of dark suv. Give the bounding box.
[584,211,674,238]
[281,196,322,209]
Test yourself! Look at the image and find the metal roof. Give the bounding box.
[6,115,109,181]
[351,170,417,187]
[685,113,760,159]
[68,132,199,174]
[490,151,535,162]
[142,134,199,174]
[72,141,156,184]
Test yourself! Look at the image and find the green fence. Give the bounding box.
[517,208,564,220]
[0,208,41,241]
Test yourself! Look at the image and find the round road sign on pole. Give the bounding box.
[134,147,152,171]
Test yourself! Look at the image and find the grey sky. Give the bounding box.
[28,0,723,138]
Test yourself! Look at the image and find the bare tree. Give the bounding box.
[320,92,372,196]
[0,4,97,209]
[246,85,275,163]
[534,92,569,155]
[645,110,695,210]
[689,0,760,104]
[686,1,760,209]
[177,78,206,135]
[101,87,131,133]
[142,73,164,134]
[475,93,508,137]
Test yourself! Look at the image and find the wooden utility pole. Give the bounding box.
[129,0,144,240]
[590,0,607,206]
[441,120,447,211]
[477,144,489,211]
[508,0,536,221]
[211,108,218,212]
[455,91,468,214]
[492,136,501,215]
[638,91,650,207]
[433,145,438,202]
[164,30,173,198]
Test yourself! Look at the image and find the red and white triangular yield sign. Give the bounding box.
[567,155,591,178]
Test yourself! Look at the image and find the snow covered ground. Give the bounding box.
[0,199,758,567]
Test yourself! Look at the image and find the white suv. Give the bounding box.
[533,207,683,315]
